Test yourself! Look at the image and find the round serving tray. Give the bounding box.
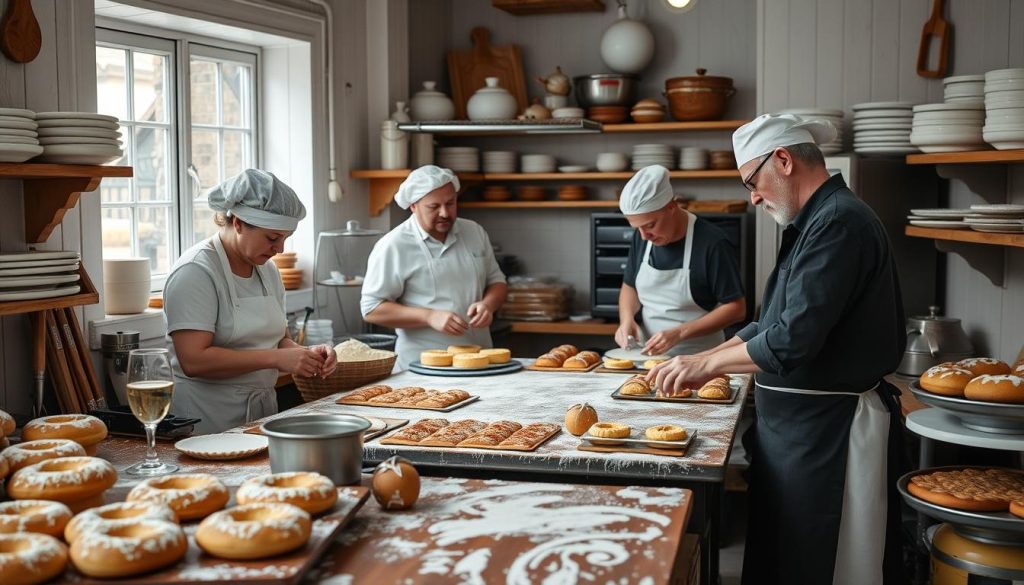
[898,466,1024,545]
[408,360,523,377]
[909,380,1024,434]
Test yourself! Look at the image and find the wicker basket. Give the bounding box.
[292,355,396,402]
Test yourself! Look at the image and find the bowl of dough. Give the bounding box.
[293,338,396,402]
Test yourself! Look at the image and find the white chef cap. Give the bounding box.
[394,165,460,209]
[732,113,837,167]
[207,169,306,231]
[619,165,673,215]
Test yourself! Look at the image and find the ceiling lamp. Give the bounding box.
[664,0,698,14]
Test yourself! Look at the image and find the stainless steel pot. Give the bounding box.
[574,74,638,107]
[898,306,974,376]
[261,414,370,485]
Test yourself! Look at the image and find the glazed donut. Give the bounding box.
[420,350,453,367]
[919,365,975,397]
[479,348,511,364]
[956,357,1011,377]
[7,456,117,510]
[0,533,68,585]
[70,519,186,578]
[446,344,481,356]
[589,422,631,438]
[0,500,72,537]
[236,472,338,515]
[22,415,107,455]
[64,501,178,543]
[2,439,87,474]
[603,357,635,370]
[964,374,1024,404]
[645,424,687,442]
[127,473,229,521]
[0,408,14,436]
[195,503,311,560]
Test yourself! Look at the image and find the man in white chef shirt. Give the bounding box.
[361,165,508,368]
[615,165,746,357]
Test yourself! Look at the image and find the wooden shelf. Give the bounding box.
[0,265,99,317]
[602,120,749,133]
[509,319,617,335]
[0,163,134,243]
[905,225,1024,248]
[905,150,1024,165]
[484,170,739,180]
[462,200,620,209]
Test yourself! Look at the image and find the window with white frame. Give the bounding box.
[96,29,258,286]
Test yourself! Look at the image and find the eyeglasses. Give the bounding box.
[742,151,774,192]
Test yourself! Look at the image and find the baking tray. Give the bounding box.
[898,466,1024,545]
[581,428,694,451]
[526,360,600,373]
[380,421,560,452]
[337,394,479,413]
[611,376,740,404]
[408,360,524,377]
[909,381,1024,434]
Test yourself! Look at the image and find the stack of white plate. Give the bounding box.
[944,75,985,105]
[906,208,971,230]
[852,102,917,155]
[983,68,1024,150]
[0,251,82,302]
[632,144,674,170]
[0,108,43,162]
[521,154,556,173]
[964,204,1024,233]
[438,146,479,172]
[482,151,516,173]
[35,112,123,164]
[780,108,844,154]
[679,147,708,170]
[909,103,987,153]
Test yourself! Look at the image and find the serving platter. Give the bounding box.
[909,381,1024,434]
[408,360,523,377]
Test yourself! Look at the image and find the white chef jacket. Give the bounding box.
[361,216,506,368]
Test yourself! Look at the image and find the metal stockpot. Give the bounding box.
[898,306,974,376]
[261,414,370,485]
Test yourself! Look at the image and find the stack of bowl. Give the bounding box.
[587,106,628,123]
[779,108,844,154]
[630,99,666,123]
[679,147,708,170]
[482,151,516,173]
[910,103,987,153]
[944,75,985,105]
[36,112,123,164]
[596,152,629,172]
[852,102,917,155]
[103,258,150,315]
[482,185,512,201]
[631,144,674,170]
[272,253,302,290]
[557,185,587,201]
[983,68,1024,150]
[521,154,556,173]
[552,107,585,119]
[708,150,736,170]
[0,108,42,162]
[438,146,479,172]
[517,186,547,201]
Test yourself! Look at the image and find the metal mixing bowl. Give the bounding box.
[574,74,638,107]
[261,413,370,485]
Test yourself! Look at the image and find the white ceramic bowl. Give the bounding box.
[551,107,584,119]
[986,110,1024,125]
[985,68,1024,82]
[913,110,985,122]
[913,103,984,113]
[910,127,985,146]
[596,153,629,172]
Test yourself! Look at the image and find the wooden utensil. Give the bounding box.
[45,311,81,413]
[66,308,107,409]
[0,0,41,63]
[31,311,46,417]
[916,0,950,78]
[447,27,528,119]
[56,309,94,411]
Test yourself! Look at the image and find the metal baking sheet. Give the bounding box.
[337,394,480,412]
[581,428,695,450]
[408,360,524,377]
[611,377,740,405]
[909,381,1024,434]
[898,466,1024,545]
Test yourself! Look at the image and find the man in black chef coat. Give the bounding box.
[649,113,907,585]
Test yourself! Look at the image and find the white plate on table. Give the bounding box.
[0,284,79,302]
[175,433,268,460]
[0,273,79,288]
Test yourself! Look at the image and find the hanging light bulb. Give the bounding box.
[664,0,698,13]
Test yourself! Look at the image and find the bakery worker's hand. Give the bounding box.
[614,321,642,349]
[648,355,712,393]
[311,344,338,377]
[466,301,494,328]
[278,346,327,378]
[428,310,470,336]
[644,327,683,356]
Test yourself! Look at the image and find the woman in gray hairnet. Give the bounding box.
[163,169,337,434]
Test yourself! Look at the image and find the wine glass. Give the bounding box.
[125,348,178,476]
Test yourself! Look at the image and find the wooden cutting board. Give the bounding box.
[447,27,528,119]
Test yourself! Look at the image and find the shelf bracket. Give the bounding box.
[933,239,1005,287]
[367,177,404,217]
[934,164,1007,204]
[23,176,102,243]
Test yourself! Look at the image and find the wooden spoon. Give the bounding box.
[916,0,951,78]
[0,0,41,64]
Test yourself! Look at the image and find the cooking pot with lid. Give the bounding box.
[898,306,974,376]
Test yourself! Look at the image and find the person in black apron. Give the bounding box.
[649,114,908,585]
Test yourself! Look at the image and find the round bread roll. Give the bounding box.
[956,357,1011,377]
[918,365,975,397]
[479,348,511,364]
[447,344,481,355]
[603,357,634,370]
[964,374,1024,404]
[557,344,578,355]
[0,533,67,585]
[534,353,563,368]
[620,376,652,396]
[589,422,630,438]
[420,350,453,367]
[577,350,600,365]
[562,356,590,369]
[452,352,489,368]
[645,424,687,442]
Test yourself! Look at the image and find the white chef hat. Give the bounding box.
[207,169,306,231]
[619,165,673,215]
[394,165,461,209]
[732,113,838,167]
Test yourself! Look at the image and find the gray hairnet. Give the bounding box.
[207,169,307,231]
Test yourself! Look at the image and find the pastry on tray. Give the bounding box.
[420,349,454,366]
[459,421,523,447]
[421,420,488,447]
[388,419,449,443]
[956,357,1011,377]
[452,353,490,368]
[908,468,1024,512]
[963,374,1024,404]
[479,348,511,364]
[620,375,652,396]
[341,386,471,409]
[382,418,559,451]
[602,357,634,370]
[344,384,393,402]
[697,376,732,400]
[918,365,974,397]
[588,422,630,439]
[645,424,687,442]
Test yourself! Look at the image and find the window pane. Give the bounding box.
[133,126,170,202]
[191,129,220,189]
[132,52,168,123]
[221,62,247,127]
[101,177,131,205]
[223,130,247,179]
[190,59,217,125]
[101,207,133,259]
[137,206,171,275]
[96,47,128,120]
[192,203,217,246]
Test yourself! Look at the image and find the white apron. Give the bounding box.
[753,381,891,585]
[394,232,492,368]
[172,235,286,434]
[636,211,724,356]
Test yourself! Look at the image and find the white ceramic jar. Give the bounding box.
[410,133,435,167]
[391,101,411,123]
[103,258,151,314]
[409,81,455,121]
[467,77,518,121]
[600,3,655,74]
[380,121,408,170]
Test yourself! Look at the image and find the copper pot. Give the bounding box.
[664,68,735,121]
